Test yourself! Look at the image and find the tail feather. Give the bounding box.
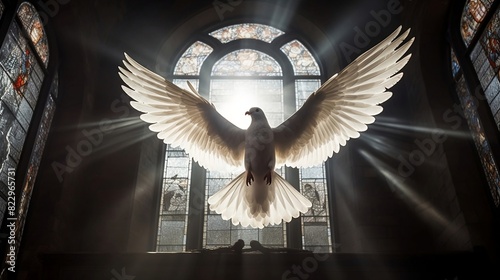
[208,171,312,229]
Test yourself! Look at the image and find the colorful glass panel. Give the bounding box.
[456,76,500,206]
[16,82,57,250]
[451,49,461,78]
[17,2,49,67]
[0,3,52,233]
[173,41,213,76]
[0,21,43,171]
[212,49,282,76]
[461,0,495,46]
[469,6,500,128]
[209,23,284,44]
[281,40,321,76]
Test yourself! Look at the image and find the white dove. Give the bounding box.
[118,26,414,229]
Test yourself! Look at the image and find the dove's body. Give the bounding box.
[118,26,414,228]
[244,108,276,216]
[245,108,275,184]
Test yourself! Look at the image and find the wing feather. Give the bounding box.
[119,53,245,170]
[273,26,413,168]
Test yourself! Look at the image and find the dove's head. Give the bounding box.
[245,107,267,121]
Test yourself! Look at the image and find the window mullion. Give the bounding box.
[185,161,207,250]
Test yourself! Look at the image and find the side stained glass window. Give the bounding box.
[454,0,500,208]
[452,45,500,206]
[17,75,58,244]
[461,0,495,46]
[455,73,500,206]
[0,1,59,257]
[469,6,500,129]
[158,23,332,252]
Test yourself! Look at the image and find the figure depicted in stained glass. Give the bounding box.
[13,48,31,95]
[482,12,500,72]
[461,0,495,46]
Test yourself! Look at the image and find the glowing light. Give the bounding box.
[212,84,261,129]
[210,79,284,129]
[358,149,454,230]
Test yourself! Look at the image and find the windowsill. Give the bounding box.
[37,250,492,280]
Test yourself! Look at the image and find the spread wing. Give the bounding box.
[273,26,414,168]
[119,53,246,171]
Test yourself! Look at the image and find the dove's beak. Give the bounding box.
[245,111,251,115]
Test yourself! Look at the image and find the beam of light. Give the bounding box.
[55,116,142,132]
[358,149,460,233]
[358,133,400,156]
[269,0,300,31]
[372,117,471,139]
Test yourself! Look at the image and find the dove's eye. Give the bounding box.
[256,109,260,112]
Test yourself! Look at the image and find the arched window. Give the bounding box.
[0,1,59,255]
[450,0,500,206]
[156,23,332,252]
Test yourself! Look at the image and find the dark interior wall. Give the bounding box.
[15,0,499,278]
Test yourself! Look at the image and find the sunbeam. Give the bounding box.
[358,149,458,233]
[373,117,471,139]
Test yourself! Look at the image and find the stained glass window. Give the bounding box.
[209,23,284,44]
[455,76,500,206]
[174,41,213,76]
[281,40,321,76]
[461,0,495,46]
[454,1,500,209]
[212,49,282,77]
[0,19,44,204]
[469,6,500,129]
[17,2,49,68]
[159,23,331,252]
[16,76,57,247]
[0,1,58,254]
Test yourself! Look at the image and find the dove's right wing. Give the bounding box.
[273,26,413,168]
[119,54,246,171]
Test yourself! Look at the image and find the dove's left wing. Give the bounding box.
[273,26,414,168]
[119,53,246,171]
